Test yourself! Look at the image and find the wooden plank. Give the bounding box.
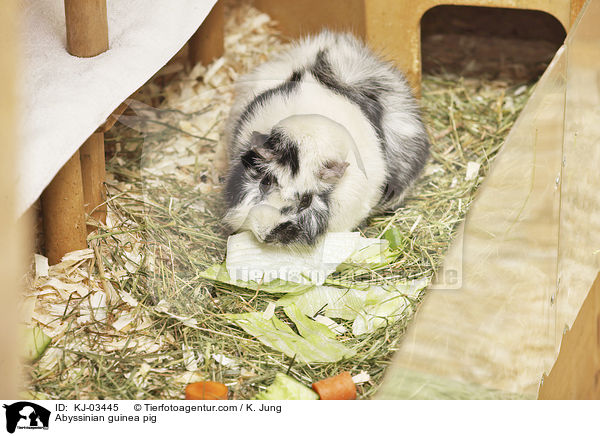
[364,0,570,91]
[189,1,225,66]
[538,273,600,399]
[253,0,366,38]
[379,0,600,399]
[41,152,88,265]
[254,0,570,92]
[554,0,600,351]
[570,0,588,25]
[0,0,23,400]
[378,43,568,398]
[377,367,534,399]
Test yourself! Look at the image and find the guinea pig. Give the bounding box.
[223,31,430,245]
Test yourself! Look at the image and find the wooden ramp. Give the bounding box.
[377,0,600,399]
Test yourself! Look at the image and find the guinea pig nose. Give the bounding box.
[262,233,275,243]
[265,221,301,245]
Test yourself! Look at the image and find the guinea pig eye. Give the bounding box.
[259,174,274,193]
[298,194,313,212]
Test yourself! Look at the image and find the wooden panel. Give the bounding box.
[253,0,570,92]
[538,273,600,399]
[378,43,568,398]
[378,0,600,399]
[0,0,23,399]
[555,0,600,351]
[364,0,570,90]
[378,367,533,399]
[189,1,225,66]
[570,0,588,24]
[253,0,366,38]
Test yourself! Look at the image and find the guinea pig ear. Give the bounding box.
[250,131,269,147]
[250,131,275,161]
[252,146,276,161]
[318,160,350,183]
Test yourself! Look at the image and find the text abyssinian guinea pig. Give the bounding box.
[224,31,430,245]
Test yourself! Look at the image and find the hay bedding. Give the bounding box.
[22,4,535,399]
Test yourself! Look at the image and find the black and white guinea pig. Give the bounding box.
[223,31,430,245]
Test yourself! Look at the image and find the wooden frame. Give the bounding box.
[189,1,225,67]
[0,0,23,399]
[41,0,225,265]
[373,0,600,399]
[538,273,600,399]
[41,0,110,265]
[254,0,586,91]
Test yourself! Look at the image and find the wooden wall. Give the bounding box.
[0,0,25,399]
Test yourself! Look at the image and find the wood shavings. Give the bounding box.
[34,254,49,278]
[465,161,481,181]
[127,363,153,388]
[88,292,107,322]
[240,368,257,378]
[36,348,63,373]
[352,371,371,384]
[155,299,198,327]
[120,292,139,307]
[183,344,202,371]
[112,312,136,332]
[61,248,94,263]
[173,371,205,385]
[203,57,226,85]
[39,277,85,294]
[212,353,239,369]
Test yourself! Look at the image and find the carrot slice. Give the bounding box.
[185,381,229,400]
[312,371,356,400]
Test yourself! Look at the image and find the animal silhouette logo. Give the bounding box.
[2,402,50,433]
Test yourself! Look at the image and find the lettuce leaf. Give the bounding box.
[226,309,355,363]
[200,263,314,295]
[254,373,318,400]
[22,326,51,361]
[336,239,396,273]
[277,280,428,336]
[278,286,365,320]
[225,231,386,285]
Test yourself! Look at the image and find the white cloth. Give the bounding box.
[17,0,218,215]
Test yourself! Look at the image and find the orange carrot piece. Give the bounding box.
[312,371,356,400]
[185,381,229,400]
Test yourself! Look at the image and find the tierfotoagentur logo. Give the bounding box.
[2,402,50,434]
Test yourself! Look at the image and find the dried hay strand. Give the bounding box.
[22,4,535,399]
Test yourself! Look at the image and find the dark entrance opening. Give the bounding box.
[421,6,566,83]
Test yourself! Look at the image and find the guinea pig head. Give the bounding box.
[224,114,353,245]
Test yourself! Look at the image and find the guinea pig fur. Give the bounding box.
[223,31,430,245]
